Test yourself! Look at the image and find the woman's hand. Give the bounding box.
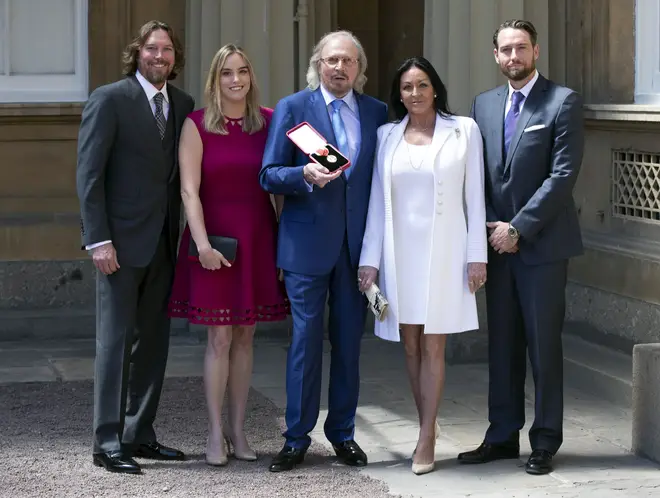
[198,246,231,271]
[358,265,378,292]
[467,262,487,293]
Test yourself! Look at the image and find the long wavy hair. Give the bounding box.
[122,20,184,80]
[203,44,265,135]
[306,31,368,93]
[389,57,453,121]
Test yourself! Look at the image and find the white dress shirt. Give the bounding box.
[504,69,539,116]
[86,71,169,250]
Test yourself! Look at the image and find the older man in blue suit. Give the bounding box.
[457,20,584,476]
[259,30,387,472]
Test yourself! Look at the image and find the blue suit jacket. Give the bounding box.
[470,74,585,265]
[260,87,388,275]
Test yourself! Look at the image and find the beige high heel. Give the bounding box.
[225,434,257,461]
[411,421,440,475]
[413,420,441,457]
[205,436,229,467]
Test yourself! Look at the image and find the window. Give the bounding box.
[635,0,660,104]
[0,0,88,103]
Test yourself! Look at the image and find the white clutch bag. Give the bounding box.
[364,283,389,322]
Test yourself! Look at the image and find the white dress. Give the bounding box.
[391,140,434,324]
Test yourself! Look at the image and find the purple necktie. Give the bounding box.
[504,91,524,157]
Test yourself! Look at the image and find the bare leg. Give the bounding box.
[226,324,257,460]
[401,325,423,424]
[414,333,447,466]
[204,325,233,465]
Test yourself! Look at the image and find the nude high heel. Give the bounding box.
[411,421,440,475]
[205,436,229,467]
[225,434,257,461]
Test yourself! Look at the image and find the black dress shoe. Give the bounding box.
[526,449,553,475]
[457,442,520,464]
[93,451,141,474]
[333,440,368,467]
[269,445,306,472]
[133,441,185,461]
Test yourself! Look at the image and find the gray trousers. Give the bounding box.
[92,233,173,454]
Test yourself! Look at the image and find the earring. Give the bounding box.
[434,94,437,98]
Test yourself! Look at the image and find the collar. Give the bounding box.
[507,70,539,100]
[320,84,357,114]
[136,70,169,103]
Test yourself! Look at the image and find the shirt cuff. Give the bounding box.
[86,240,112,250]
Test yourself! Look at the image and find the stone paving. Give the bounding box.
[1,332,660,497]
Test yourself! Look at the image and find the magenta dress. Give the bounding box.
[168,107,289,325]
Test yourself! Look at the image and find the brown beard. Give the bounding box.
[501,63,535,82]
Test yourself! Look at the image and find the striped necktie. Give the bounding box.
[153,93,167,139]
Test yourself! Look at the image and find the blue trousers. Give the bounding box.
[282,240,367,449]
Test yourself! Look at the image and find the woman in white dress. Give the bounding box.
[358,57,488,475]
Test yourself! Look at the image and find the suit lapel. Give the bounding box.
[307,89,337,147]
[504,76,547,174]
[345,93,370,181]
[428,114,456,164]
[492,86,507,174]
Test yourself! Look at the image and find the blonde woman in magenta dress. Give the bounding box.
[168,45,289,466]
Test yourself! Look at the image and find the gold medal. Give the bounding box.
[327,155,337,164]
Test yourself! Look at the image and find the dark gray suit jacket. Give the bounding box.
[76,75,195,267]
[470,74,584,265]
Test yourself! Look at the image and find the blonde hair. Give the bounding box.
[203,44,265,135]
[306,30,368,93]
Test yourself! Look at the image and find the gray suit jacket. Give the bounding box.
[470,74,584,265]
[76,75,195,267]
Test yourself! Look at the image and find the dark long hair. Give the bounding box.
[389,57,453,121]
[122,20,185,80]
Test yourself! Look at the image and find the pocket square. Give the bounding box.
[523,124,546,133]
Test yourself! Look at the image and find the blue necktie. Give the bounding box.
[503,91,524,157]
[330,99,349,175]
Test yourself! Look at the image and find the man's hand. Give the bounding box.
[303,162,341,188]
[486,221,518,254]
[357,265,378,292]
[92,242,120,275]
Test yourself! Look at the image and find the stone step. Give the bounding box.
[562,332,633,408]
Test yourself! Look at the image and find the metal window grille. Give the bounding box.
[611,150,660,222]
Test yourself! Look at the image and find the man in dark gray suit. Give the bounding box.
[76,20,194,474]
[457,19,584,475]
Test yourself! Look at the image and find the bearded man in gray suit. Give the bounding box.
[457,19,584,475]
[76,20,194,475]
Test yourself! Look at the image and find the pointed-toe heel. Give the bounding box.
[412,461,435,475]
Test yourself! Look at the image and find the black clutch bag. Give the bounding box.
[188,235,238,263]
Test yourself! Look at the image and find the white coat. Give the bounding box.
[359,113,488,342]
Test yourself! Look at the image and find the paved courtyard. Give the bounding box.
[1,331,660,497]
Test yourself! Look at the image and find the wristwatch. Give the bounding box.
[507,224,520,240]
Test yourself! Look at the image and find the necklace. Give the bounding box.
[405,140,431,170]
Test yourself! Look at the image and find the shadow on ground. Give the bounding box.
[0,377,395,498]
